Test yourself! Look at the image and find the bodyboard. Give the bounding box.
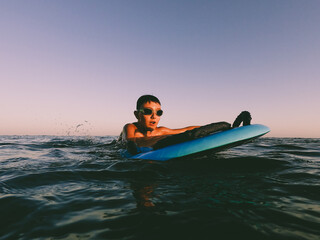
[124,124,270,161]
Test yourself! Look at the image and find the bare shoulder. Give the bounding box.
[123,123,137,131]
[123,123,138,138]
[118,123,136,141]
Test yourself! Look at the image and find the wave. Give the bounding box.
[0,136,320,239]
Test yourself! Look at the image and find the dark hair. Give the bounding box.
[136,95,161,110]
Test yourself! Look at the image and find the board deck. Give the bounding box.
[124,124,270,161]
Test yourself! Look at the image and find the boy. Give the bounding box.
[119,94,251,152]
[118,95,199,148]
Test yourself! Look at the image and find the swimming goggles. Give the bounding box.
[138,108,163,116]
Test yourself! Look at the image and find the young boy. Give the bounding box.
[118,95,199,148]
[119,94,251,152]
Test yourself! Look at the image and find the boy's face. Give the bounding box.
[135,101,162,131]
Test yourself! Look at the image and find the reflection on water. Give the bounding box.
[132,183,156,208]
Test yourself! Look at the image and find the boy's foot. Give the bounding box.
[232,111,252,128]
[242,111,252,126]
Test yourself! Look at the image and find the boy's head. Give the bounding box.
[134,95,162,131]
[136,95,161,110]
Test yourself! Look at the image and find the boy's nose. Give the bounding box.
[150,113,155,119]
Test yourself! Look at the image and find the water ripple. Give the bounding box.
[0,136,319,239]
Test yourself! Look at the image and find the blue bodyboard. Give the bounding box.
[124,124,270,161]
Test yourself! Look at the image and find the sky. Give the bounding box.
[1,0,319,138]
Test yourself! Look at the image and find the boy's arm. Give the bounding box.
[158,126,200,135]
[120,124,165,153]
[119,124,200,149]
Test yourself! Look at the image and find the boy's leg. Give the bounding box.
[232,111,252,128]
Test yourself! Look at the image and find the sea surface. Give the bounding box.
[0,135,320,240]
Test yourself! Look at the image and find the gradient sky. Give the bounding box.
[1,0,319,137]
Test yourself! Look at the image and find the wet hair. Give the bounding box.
[136,95,161,110]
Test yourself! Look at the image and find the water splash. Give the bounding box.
[63,120,93,136]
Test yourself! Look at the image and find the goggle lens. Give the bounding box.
[140,108,163,116]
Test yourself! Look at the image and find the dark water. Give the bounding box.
[1,136,319,240]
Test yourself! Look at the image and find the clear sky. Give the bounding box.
[1,0,319,138]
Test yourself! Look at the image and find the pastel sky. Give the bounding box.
[1,0,319,138]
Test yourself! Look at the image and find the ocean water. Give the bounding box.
[0,136,319,240]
